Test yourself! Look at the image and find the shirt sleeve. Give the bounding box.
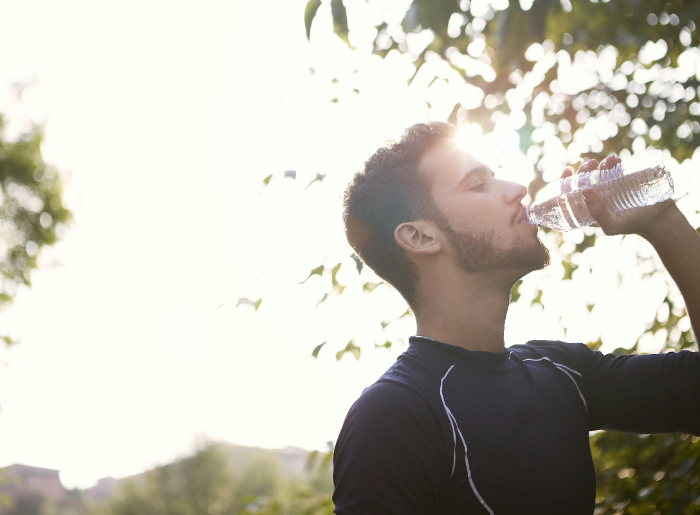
[569,343,700,435]
[332,381,450,515]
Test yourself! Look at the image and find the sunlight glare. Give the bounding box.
[455,123,483,153]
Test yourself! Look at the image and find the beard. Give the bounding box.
[441,223,551,274]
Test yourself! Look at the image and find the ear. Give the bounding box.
[394,221,442,256]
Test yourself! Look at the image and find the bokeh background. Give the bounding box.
[0,0,698,513]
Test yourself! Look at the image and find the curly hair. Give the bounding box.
[342,122,457,309]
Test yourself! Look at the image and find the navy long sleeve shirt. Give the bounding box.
[332,336,700,515]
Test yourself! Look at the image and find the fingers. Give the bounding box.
[582,188,615,231]
[577,159,598,174]
[560,167,574,179]
[567,154,622,180]
[600,154,621,170]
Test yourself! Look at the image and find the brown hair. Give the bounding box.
[342,122,457,309]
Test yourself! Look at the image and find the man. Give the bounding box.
[332,121,700,514]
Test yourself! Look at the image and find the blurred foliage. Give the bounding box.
[0,113,72,346]
[0,444,333,515]
[590,432,700,514]
[91,443,333,515]
[298,0,700,357]
[301,0,700,512]
[0,489,86,515]
[307,0,699,172]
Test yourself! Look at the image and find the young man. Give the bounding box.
[333,122,700,514]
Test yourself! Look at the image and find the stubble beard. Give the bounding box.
[442,223,551,274]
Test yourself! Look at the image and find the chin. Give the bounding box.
[520,240,551,272]
[446,226,551,274]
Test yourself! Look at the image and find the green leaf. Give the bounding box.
[331,262,342,287]
[300,264,324,284]
[304,0,322,40]
[336,340,361,361]
[262,174,272,186]
[331,0,350,45]
[509,279,523,303]
[587,337,603,351]
[304,172,327,190]
[315,292,329,307]
[561,258,577,281]
[1,335,18,346]
[311,341,327,358]
[235,297,263,311]
[362,281,380,292]
[531,290,543,307]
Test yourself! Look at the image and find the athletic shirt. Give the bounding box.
[332,336,700,515]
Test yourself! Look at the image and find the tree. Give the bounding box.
[297,0,700,511]
[104,443,243,515]
[0,111,73,346]
[97,443,333,515]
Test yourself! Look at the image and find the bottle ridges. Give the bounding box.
[526,164,673,232]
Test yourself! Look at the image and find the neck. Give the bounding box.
[413,268,518,354]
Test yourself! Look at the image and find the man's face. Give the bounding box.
[420,142,550,274]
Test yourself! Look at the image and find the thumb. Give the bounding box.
[581,189,613,227]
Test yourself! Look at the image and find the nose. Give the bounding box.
[502,179,527,205]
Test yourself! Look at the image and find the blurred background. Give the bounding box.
[0,0,698,513]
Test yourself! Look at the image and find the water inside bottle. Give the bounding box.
[525,166,673,232]
[601,166,671,212]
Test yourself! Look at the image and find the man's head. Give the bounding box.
[342,122,549,310]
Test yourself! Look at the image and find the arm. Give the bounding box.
[576,156,700,342]
[638,205,700,342]
[569,341,700,434]
[557,156,700,433]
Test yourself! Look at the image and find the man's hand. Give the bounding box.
[560,155,679,238]
[562,154,700,342]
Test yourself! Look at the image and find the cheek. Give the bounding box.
[439,196,494,231]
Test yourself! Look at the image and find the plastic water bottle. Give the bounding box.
[525,149,674,232]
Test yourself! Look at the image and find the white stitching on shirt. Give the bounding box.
[440,365,495,515]
[439,365,457,477]
[522,357,587,412]
[521,356,581,376]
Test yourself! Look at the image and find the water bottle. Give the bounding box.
[525,149,674,232]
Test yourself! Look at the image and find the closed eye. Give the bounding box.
[459,165,495,190]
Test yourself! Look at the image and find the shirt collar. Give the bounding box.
[407,335,512,373]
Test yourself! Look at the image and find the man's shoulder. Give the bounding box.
[508,339,596,371]
[337,380,450,465]
[363,350,453,404]
[351,380,436,419]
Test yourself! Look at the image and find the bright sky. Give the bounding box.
[0,0,431,489]
[0,0,698,491]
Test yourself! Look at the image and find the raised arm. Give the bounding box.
[637,204,700,342]
[575,155,700,343]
